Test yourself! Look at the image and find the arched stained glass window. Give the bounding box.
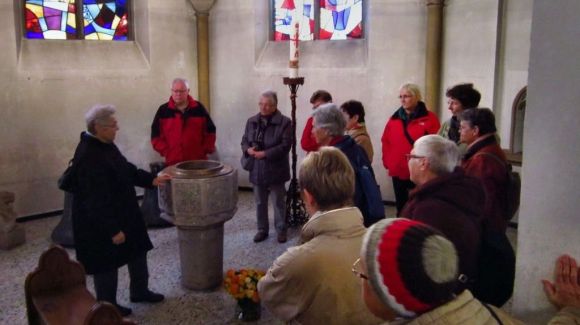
[25,0,77,39]
[273,0,363,42]
[24,0,130,41]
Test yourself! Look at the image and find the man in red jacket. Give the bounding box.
[300,90,332,153]
[151,78,216,166]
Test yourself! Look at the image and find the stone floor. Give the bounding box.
[0,191,517,324]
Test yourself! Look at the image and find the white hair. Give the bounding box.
[85,104,116,134]
[413,135,459,175]
[399,83,422,101]
[312,103,346,137]
[261,90,278,106]
[172,78,190,90]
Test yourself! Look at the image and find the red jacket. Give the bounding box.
[300,116,320,152]
[462,135,509,233]
[381,103,440,179]
[151,96,216,166]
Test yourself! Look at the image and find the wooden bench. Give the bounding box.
[25,245,136,325]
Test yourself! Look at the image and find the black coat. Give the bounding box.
[241,110,292,186]
[71,132,154,274]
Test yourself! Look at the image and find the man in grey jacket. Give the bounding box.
[241,90,292,243]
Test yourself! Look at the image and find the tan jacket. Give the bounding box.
[388,291,523,325]
[258,207,382,325]
[548,306,580,324]
[347,124,374,163]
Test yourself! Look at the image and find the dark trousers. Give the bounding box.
[93,253,149,305]
[392,177,415,216]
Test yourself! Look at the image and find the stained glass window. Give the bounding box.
[274,0,314,41]
[25,0,77,39]
[319,0,362,40]
[83,0,129,41]
[273,0,363,41]
[24,0,130,41]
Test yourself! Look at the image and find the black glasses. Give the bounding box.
[351,258,368,280]
[405,154,426,162]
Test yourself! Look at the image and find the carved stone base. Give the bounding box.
[0,224,25,250]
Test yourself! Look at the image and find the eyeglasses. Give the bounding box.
[405,154,426,162]
[399,95,413,99]
[351,258,368,280]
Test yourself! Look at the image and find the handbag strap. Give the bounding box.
[482,303,504,325]
[402,120,416,146]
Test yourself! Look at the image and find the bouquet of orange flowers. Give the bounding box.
[223,268,266,303]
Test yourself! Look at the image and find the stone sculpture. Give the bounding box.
[0,191,25,249]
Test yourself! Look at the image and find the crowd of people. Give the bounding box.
[63,78,579,323]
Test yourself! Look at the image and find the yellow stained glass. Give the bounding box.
[111,15,120,30]
[26,4,44,19]
[67,13,76,28]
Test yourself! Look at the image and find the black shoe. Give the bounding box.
[130,290,165,303]
[277,232,287,243]
[253,231,268,243]
[114,304,132,317]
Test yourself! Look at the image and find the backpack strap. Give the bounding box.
[482,303,504,325]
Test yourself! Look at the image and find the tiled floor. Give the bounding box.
[0,191,517,324]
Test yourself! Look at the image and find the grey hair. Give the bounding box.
[261,90,278,106]
[413,135,459,175]
[172,78,190,90]
[400,83,422,101]
[312,103,346,137]
[85,104,116,134]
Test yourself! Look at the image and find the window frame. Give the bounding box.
[22,0,133,41]
[271,0,365,42]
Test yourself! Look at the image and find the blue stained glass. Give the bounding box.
[27,32,44,39]
[84,0,97,4]
[60,12,67,30]
[66,25,75,34]
[28,0,43,5]
[319,0,363,40]
[84,24,96,34]
[304,4,312,18]
[105,3,116,12]
[39,17,48,31]
[86,4,101,20]
[332,8,350,31]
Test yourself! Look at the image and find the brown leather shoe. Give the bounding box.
[253,231,268,243]
[277,232,287,243]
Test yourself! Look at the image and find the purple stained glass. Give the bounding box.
[25,0,77,40]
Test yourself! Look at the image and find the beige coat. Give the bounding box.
[258,207,382,325]
[347,124,374,163]
[387,291,523,325]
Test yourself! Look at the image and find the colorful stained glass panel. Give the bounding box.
[319,0,363,40]
[274,0,314,41]
[83,0,129,41]
[25,0,77,39]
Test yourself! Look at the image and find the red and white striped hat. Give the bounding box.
[361,218,459,318]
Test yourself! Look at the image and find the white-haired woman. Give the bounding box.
[381,83,440,216]
[70,104,170,316]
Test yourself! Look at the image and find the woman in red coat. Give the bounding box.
[460,108,509,233]
[381,83,440,215]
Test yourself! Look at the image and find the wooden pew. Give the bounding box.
[25,245,136,325]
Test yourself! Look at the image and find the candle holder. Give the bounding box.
[283,77,308,227]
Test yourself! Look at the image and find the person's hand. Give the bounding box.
[153,173,171,186]
[112,231,126,245]
[253,151,266,159]
[247,147,256,156]
[542,254,580,310]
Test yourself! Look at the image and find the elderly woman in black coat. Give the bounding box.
[70,104,170,316]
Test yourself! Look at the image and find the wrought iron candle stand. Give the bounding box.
[283,77,308,227]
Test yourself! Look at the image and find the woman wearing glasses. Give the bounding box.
[381,83,440,215]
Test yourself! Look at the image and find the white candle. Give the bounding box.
[289,20,300,78]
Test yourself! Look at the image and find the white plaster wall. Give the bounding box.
[441,0,500,116]
[441,0,532,150]
[0,0,199,216]
[211,0,428,207]
[512,0,580,322]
